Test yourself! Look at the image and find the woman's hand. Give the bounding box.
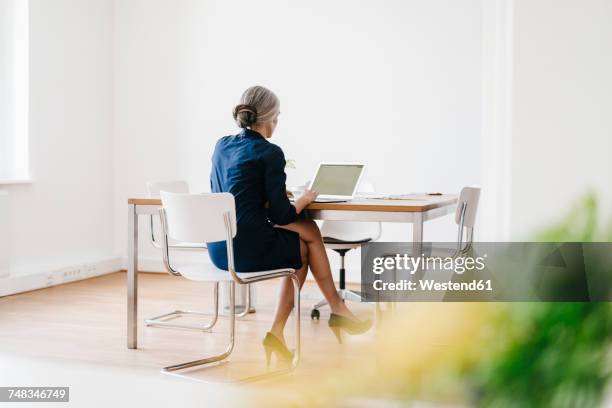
[299,189,319,203]
[293,189,319,214]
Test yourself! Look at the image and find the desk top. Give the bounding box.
[128,194,457,213]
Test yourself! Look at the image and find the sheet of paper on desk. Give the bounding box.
[354,192,390,199]
[377,195,421,200]
[355,192,423,200]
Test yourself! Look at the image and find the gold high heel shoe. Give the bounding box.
[328,314,373,344]
[262,332,293,368]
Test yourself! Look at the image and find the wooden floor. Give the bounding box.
[3,273,610,407]
[0,272,376,384]
[2,272,492,407]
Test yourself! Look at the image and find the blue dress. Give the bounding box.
[207,128,302,272]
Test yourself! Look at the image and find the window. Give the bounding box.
[0,0,28,182]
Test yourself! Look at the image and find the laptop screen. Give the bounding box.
[310,164,364,196]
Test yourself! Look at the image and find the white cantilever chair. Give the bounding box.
[418,186,482,272]
[431,186,482,302]
[144,181,250,332]
[416,186,481,288]
[158,191,301,376]
[455,186,481,252]
[310,181,382,320]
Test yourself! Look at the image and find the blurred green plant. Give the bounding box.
[535,193,612,242]
[474,303,611,407]
[472,194,612,408]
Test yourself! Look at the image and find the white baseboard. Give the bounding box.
[0,254,362,298]
[0,257,122,297]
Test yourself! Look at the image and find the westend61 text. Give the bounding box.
[372,279,493,292]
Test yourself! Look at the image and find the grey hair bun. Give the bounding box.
[233,86,280,129]
[233,104,258,128]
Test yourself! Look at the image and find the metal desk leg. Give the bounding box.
[412,212,423,247]
[412,212,424,264]
[409,213,425,306]
[127,204,138,349]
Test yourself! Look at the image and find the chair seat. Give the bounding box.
[174,260,292,282]
[323,236,372,251]
[323,236,372,244]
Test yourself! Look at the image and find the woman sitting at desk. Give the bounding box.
[208,86,371,363]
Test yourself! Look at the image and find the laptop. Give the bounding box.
[307,163,365,203]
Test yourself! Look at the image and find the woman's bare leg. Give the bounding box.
[269,240,308,343]
[277,219,356,319]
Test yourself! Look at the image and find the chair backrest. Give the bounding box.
[320,180,382,242]
[455,186,481,228]
[146,180,189,197]
[160,191,236,243]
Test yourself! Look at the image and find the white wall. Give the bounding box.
[113,0,187,271]
[510,0,612,238]
[113,0,485,279]
[3,0,608,291]
[0,0,12,177]
[2,0,116,278]
[0,0,28,180]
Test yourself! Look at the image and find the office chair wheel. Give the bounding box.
[310,309,320,320]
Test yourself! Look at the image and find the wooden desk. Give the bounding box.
[126,194,458,349]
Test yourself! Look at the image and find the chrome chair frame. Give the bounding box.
[146,213,252,332]
[158,208,301,380]
[455,199,476,255]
